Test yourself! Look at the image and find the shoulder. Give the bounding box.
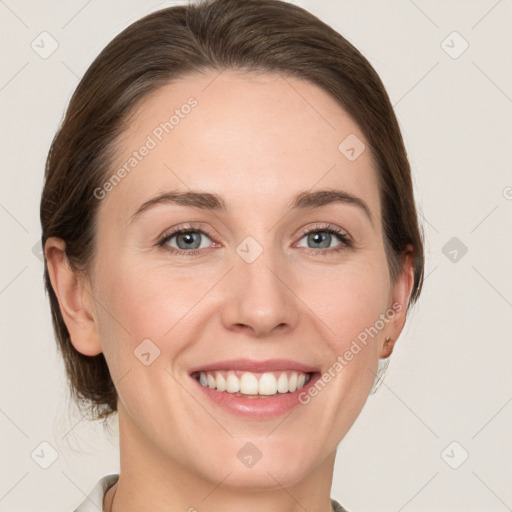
[73,474,119,512]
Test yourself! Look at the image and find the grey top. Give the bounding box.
[74,474,350,512]
[331,497,351,512]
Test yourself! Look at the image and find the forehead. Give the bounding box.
[104,70,380,224]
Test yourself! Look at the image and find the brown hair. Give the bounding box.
[41,0,424,420]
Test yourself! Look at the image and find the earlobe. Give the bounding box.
[380,337,395,359]
[380,245,415,359]
[45,237,103,356]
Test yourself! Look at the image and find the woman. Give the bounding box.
[41,0,424,510]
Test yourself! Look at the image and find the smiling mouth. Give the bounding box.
[191,369,315,397]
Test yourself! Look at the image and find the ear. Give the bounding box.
[379,244,415,359]
[45,237,103,356]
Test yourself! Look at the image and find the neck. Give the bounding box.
[112,404,336,512]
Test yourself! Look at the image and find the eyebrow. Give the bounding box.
[130,188,374,226]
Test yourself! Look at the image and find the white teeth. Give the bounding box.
[240,372,259,394]
[226,372,240,393]
[277,372,288,393]
[288,372,298,392]
[196,370,311,396]
[258,373,277,395]
[216,372,227,392]
[207,373,216,388]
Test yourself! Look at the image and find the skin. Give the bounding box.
[46,70,414,512]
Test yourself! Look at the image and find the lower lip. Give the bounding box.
[190,372,321,419]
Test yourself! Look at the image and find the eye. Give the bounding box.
[157,227,215,256]
[295,224,352,255]
[156,223,353,257]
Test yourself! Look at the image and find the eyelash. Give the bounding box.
[156,223,353,257]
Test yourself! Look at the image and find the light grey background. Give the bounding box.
[1,1,511,511]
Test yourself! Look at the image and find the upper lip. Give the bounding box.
[188,358,320,374]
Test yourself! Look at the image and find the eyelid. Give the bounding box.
[157,223,216,242]
[294,222,351,242]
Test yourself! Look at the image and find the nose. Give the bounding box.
[220,248,300,338]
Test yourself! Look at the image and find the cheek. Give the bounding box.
[298,256,391,345]
[93,256,220,366]
[294,252,392,409]
[91,261,195,423]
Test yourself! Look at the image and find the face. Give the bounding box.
[62,70,412,489]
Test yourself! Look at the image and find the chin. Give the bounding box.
[212,462,314,492]
[195,439,321,491]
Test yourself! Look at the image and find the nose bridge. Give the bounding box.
[221,233,299,336]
